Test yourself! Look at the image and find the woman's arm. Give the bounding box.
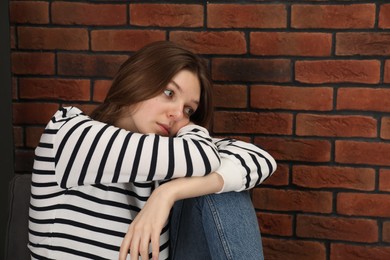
[119,172,224,260]
[119,138,278,259]
[51,107,221,188]
[213,138,277,193]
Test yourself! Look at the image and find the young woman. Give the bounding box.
[28,41,277,259]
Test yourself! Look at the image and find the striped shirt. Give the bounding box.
[28,106,276,259]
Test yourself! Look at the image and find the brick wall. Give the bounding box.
[9,1,390,259]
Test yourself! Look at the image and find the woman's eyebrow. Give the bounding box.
[170,80,183,93]
[170,80,199,105]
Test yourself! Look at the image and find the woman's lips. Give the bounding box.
[157,123,170,136]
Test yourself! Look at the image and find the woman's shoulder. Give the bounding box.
[54,106,85,119]
[47,106,90,130]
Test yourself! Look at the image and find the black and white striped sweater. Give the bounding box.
[28,106,276,259]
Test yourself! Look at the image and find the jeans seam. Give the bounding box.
[205,195,233,260]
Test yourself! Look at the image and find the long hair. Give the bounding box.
[90,41,213,128]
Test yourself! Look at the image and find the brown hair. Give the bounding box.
[90,41,213,128]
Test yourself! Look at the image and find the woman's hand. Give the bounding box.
[118,173,223,259]
[119,187,175,260]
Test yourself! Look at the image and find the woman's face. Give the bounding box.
[115,70,201,136]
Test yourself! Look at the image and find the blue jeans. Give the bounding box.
[169,191,264,260]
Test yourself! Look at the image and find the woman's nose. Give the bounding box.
[169,105,183,120]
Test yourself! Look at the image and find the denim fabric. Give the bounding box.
[170,191,264,260]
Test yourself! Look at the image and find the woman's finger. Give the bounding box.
[151,231,160,260]
[139,231,151,260]
[130,233,141,260]
[119,230,132,260]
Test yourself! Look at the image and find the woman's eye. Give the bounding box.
[184,107,195,117]
[164,89,174,97]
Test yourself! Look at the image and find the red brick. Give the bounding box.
[379,4,390,29]
[18,27,88,50]
[338,192,390,217]
[213,111,292,135]
[9,1,49,24]
[252,188,332,213]
[10,26,16,49]
[255,137,331,162]
[52,2,126,26]
[292,4,375,29]
[14,149,34,172]
[91,30,165,51]
[26,127,44,148]
[297,215,378,243]
[11,52,55,75]
[331,243,390,260]
[213,85,247,108]
[336,33,390,56]
[170,31,246,54]
[13,103,59,125]
[19,78,91,101]
[336,140,390,166]
[295,60,380,84]
[207,4,286,28]
[68,104,98,117]
[251,32,331,56]
[381,117,390,139]
[58,53,128,77]
[385,60,390,83]
[93,80,111,102]
[293,165,375,191]
[12,77,17,100]
[296,114,377,137]
[337,88,390,113]
[257,212,293,236]
[130,4,203,27]
[212,58,291,82]
[383,221,390,242]
[250,85,333,111]
[263,238,326,260]
[262,163,289,186]
[13,127,23,147]
[379,169,390,192]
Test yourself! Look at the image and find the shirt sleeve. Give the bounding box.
[52,108,221,188]
[212,138,277,193]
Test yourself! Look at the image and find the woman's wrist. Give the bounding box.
[151,184,176,207]
[156,172,224,202]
